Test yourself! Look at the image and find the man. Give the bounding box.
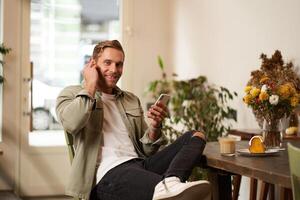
[56,40,211,200]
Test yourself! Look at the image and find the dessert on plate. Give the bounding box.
[249,135,265,153]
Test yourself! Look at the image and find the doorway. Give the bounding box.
[20,0,121,196]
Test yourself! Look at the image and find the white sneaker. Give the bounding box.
[152,177,211,200]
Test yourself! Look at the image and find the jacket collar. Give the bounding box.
[80,81,124,99]
[94,86,124,99]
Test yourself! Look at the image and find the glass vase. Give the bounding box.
[262,118,283,149]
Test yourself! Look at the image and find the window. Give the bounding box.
[29,0,120,146]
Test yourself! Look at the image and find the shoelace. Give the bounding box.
[162,179,169,192]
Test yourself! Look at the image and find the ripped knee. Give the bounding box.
[192,131,206,141]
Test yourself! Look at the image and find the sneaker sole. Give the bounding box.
[157,182,211,200]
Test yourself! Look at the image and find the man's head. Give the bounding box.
[92,40,125,94]
[92,40,125,61]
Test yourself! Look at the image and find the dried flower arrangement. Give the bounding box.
[243,50,300,125]
[243,50,300,147]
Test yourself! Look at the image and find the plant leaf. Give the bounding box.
[158,55,164,71]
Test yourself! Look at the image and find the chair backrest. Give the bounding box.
[287,143,300,200]
[64,131,75,164]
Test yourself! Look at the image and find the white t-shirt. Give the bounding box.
[96,93,138,183]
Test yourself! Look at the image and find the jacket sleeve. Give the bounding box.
[56,86,95,135]
[140,124,168,156]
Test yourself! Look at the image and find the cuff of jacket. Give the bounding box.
[75,89,95,99]
[75,89,96,110]
[140,128,167,146]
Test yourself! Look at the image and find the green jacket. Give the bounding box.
[56,85,166,199]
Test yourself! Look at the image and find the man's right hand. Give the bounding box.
[83,59,99,98]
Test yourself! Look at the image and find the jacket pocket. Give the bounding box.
[125,107,143,117]
[125,108,144,134]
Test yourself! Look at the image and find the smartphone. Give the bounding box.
[155,94,171,105]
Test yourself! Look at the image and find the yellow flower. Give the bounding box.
[250,87,260,98]
[244,86,252,93]
[259,91,269,101]
[290,85,296,95]
[278,83,293,99]
[243,94,252,104]
[260,76,269,84]
[290,96,299,107]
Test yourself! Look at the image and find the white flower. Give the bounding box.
[261,84,268,92]
[269,95,279,105]
[182,100,193,107]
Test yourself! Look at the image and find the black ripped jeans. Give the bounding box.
[89,131,206,200]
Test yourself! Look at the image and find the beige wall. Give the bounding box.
[122,0,300,130]
[0,0,26,190]
[121,0,172,107]
[122,0,300,129]
[170,0,300,130]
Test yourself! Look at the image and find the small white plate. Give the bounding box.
[237,148,280,157]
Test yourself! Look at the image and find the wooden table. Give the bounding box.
[203,140,299,200]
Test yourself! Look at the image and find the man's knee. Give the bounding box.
[192,131,206,141]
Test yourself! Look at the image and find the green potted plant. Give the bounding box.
[147,56,237,143]
[0,43,12,83]
[147,56,237,180]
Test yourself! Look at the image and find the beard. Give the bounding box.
[97,72,121,93]
[104,73,120,86]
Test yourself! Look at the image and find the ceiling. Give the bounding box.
[80,0,119,24]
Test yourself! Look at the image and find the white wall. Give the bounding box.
[170,0,300,130]
[123,0,300,129]
[121,0,172,108]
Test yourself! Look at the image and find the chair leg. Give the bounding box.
[232,175,241,200]
[250,178,258,200]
